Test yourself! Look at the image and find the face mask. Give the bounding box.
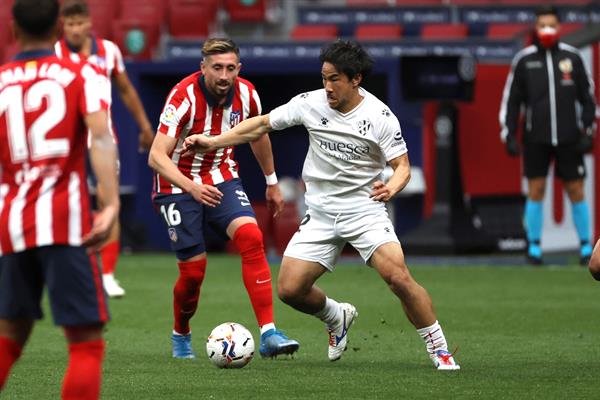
[537,26,559,48]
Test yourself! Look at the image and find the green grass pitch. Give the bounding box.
[2,253,598,399]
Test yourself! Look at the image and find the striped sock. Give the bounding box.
[416,320,448,356]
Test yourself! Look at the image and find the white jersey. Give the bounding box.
[269,87,407,213]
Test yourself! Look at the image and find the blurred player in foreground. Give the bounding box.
[56,0,155,297]
[0,0,119,398]
[148,38,299,359]
[182,40,460,370]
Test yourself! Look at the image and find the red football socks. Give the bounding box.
[61,339,105,400]
[233,223,274,327]
[173,258,207,335]
[100,240,120,275]
[0,336,22,391]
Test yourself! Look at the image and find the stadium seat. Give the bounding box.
[346,0,393,6]
[88,6,115,39]
[168,0,219,39]
[421,23,469,41]
[487,23,530,39]
[111,19,160,60]
[119,0,167,26]
[225,0,266,22]
[0,7,11,62]
[290,25,339,41]
[355,24,403,41]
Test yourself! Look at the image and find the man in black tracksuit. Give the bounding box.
[499,5,596,265]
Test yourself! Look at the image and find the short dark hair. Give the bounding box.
[61,0,89,17]
[202,38,240,59]
[319,40,374,81]
[12,0,59,37]
[535,5,560,22]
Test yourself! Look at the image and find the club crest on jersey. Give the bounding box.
[168,227,178,243]
[559,58,573,84]
[356,120,372,136]
[230,110,241,128]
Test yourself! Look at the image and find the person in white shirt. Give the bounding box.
[182,40,460,370]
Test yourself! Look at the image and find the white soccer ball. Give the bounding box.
[206,322,255,369]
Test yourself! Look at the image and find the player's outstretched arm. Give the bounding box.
[84,110,120,249]
[183,114,272,155]
[589,239,600,281]
[370,153,411,202]
[114,71,154,152]
[148,134,223,207]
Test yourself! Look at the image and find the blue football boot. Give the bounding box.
[259,329,300,358]
[171,332,195,359]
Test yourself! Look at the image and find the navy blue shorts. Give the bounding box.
[153,178,256,260]
[0,246,110,326]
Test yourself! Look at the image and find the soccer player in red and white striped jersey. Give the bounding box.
[0,0,119,397]
[148,38,299,359]
[55,0,155,297]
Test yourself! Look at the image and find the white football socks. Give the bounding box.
[416,320,449,355]
[314,297,342,326]
[260,323,276,335]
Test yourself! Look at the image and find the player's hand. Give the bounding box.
[266,183,285,218]
[182,134,214,157]
[190,184,223,207]
[577,127,595,154]
[83,205,119,251]
[369,180,394,202]
[138,127,154,152]
[505,134,521,157]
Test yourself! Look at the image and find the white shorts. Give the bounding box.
[283,207,400,271]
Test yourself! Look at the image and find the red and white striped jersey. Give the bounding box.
[54,36,125,96]
[0,49,105,255]
[55,37,124,141]
[155,71,262,194]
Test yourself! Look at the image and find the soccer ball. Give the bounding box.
[206,322,255,369]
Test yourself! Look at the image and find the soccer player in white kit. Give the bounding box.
[182,40,460,370]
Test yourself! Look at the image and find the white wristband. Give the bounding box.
[265,172,278,185]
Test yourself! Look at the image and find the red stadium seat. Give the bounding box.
[168,0,219,39]
[395,0,444,4]
[355,24,403,41]
[225,0,266,22]
[346,0,392,6]
[119,0,167,26]
[111,19,160,60]
[487,23,530,40]
[88,7,115,39]
[421,23,469,41]
[290,25,339,41]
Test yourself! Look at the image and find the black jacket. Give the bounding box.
[500,42,596,146]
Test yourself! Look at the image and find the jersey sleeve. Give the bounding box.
[249,87,262,117]
[111,42,126,77]
[157,86,191,139]
[268,93,307,131]
[377,111,407,161]
[79,64,106,115]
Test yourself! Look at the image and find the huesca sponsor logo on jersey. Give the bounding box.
[319,139,369,160]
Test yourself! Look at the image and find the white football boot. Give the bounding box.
[327,303,358,361]
[431,349,460,371]
[102,273,126,298]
